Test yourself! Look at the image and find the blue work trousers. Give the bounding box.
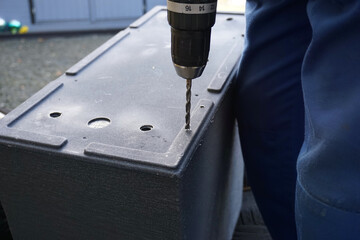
[236,0,360,239]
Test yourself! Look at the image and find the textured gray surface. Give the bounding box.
[0,34,113,112]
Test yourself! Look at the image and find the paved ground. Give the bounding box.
[0,33,271,240]
[0,33,113,112]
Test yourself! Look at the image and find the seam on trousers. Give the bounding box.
[297,179,360,214]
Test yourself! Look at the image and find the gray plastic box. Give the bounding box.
[0,7,245,240]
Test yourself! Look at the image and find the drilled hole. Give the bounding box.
[200,105,205,109]
[140,125,153,132]
[195,94,199,97]
[50,112,61,118]
[227,17,233,21]
[88,117,111,129]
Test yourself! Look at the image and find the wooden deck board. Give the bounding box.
[232,191,272,240]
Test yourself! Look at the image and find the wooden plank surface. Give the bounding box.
[232,191,272,240]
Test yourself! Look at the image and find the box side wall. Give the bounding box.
[0,146,181,240]
[180,88,244,240]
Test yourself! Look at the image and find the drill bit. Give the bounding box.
[185,79,192,130]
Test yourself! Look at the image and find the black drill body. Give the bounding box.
[167,0,218,129]
[167,0,217,72]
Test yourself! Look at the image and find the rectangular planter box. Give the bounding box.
[0,7,245,240]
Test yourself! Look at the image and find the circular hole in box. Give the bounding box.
[140,125,153,132]
[50,112,62,118]
[88,117,111,129]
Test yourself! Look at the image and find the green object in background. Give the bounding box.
[8,19,21,34]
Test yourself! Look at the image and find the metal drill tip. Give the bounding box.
[185,79,192,130]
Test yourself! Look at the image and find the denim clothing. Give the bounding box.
[236,1,360,239]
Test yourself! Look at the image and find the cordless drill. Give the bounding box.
[167,0,218,130]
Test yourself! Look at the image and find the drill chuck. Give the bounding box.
[171,28,210,79]
[167,0,217,79]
